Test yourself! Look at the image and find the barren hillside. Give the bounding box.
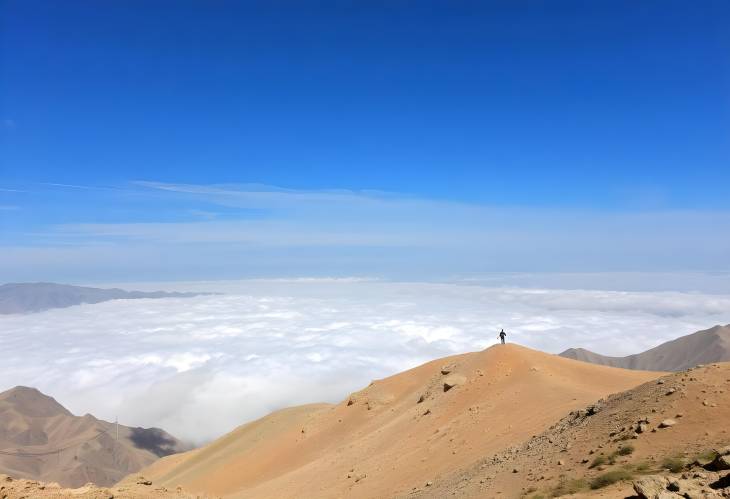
[0,386,187,487]
[138,344,659,498]
[560,324,730,371]
[417,361,730,498]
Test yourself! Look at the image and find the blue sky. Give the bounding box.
[1,1,729,282]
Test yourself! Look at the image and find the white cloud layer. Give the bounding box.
[1,279,729,444]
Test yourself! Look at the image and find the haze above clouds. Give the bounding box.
[1,278,729,444]
[2,182,729,282]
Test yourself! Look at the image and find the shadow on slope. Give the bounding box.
[129,427,180,457]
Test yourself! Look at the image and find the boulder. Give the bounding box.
[708,453,730,471]
[443,374,467,392]
[658,419,677,428]
[585,404,600,416]
[632,476,678,499]
[672,478,721,498]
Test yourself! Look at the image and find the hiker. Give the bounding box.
[498,329,507,344]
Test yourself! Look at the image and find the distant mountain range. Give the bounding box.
[559,324,730,371]
[0,282,207,314]
[0,386,187,487]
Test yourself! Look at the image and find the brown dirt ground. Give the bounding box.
[140,344,660,498]
[415,362,730,498]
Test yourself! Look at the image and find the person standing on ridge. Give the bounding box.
[498,329,507,344]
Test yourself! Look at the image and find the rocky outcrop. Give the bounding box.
[633,459,730,499]
[0,474,196,499]
[709,447,730,472]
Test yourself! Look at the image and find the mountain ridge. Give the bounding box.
[138,343,660,498]
[417,360,730,498]
[0,385,187,487]
[0,282,210,314]
[559,324,730,371]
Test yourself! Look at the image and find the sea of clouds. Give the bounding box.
[1,278,730,444]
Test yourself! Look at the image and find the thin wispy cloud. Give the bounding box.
[1,181,729,282]
[39,182,123,191]
[134,181,419,219]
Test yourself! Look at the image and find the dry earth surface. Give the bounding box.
[139,344,659,498]
[6,345,727,498]
[415,361,730,498]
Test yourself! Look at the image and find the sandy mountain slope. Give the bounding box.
[417,361,730,498]
[0,386,187,487]
[560,324,730,371]
[138,344,659,499]
[0,282,204,314]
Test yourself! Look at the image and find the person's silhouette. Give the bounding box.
[498,329,507,344]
